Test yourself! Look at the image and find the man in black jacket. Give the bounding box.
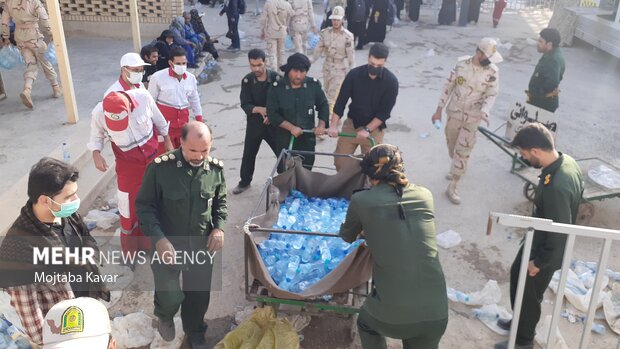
[220,0,242,50]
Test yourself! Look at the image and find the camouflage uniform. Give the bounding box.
[289,0,316,54]
[259,0,294,71]
[312,18,354,112]
[437,55,499,202]
[1,0,60,107]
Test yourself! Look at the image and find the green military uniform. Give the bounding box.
[340,182,448,349]
[509,153,583,345]
[528,47,565,112]
[266,75,329,172]
[238,70,280,187]
[135,148,227,343]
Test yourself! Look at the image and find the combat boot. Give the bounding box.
[52,84,63,98]
[446,177,461,205]
[20,88,33,109]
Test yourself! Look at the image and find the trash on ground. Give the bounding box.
[603,282,620,335]
[215,307,299,349]
[534,315,569,349]
[150,317,183,349]
[425,48,436,57]
[448,280,502,306]
[549,267,608,312]
[436,230,462,249]
[470,303,512,336]
[84,209,120,230]
[588,164,620,189]
[111,312,154,349]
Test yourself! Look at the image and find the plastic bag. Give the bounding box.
[548,269,608,312]
[534,315,569,349]
[45,43,57,65]
[197,57,223,85]
[83,209,119,230]
[215,307,299,349]
[470,303,512,335]
[285,35,294,50]
[436,230,461,249]
[588,164,620,189]
[307,33,320,50]
[603,283,620,335]
[447,280,501,306]
[111,312,154,349]
[0,45,23,70]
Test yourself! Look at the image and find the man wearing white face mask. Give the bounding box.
[0,158,110,346]
[149,46,203,153]
[104,52,149,96]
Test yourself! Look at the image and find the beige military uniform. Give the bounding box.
[289,0,316,54]
[260,0,294,71]
[438,55,499,177]
[1,0,59,98]
[312,26,354,112]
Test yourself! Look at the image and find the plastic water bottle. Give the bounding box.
[318,240,331,263]
[290,234,305,249]
[62,142,71,163]
[301,238,319,263]
[471,308,499,322]
[285,255,300,282]
[591,322,606,335]
[264,255,276,266]
[289,198,300,214]
[447,288,470,303]
[434,120,442,130]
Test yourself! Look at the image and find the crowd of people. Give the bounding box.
[0,0,580,348]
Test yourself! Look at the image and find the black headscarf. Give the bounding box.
[190,9,208,38]
[280,53,312,74]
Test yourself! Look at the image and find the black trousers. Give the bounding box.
[509,246,556,345]
[275,129,316,173]
[239,115,277,186]
[227,14,240,48]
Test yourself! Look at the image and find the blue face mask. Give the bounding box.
[48,197,81,218]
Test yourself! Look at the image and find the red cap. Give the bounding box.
[102,92,138,132]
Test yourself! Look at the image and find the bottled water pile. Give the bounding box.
[258,190,363,293]
[0,315,32,349]
[274,190,349,234]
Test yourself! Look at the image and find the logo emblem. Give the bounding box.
[61,306,84,335]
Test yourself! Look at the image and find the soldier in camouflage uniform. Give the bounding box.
[289,0,318,54]
[312,6,354,112]
[431,38,502,205]
[1,0,61,109]
[259,0,294,71]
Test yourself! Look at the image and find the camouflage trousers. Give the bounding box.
[323,65,346,113]
[266,38,285,71]
[445,114,481,177]
[17,38,58,89]
[291,29,308,54]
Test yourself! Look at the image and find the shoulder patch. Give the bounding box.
[210,157,224,169]
[243,77,249,83]
[273,81,278,87]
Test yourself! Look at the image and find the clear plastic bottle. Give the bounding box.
[285,255,300,282]
[318,240,331,263]
[591,322,606,335]
[471,308,499,322]
[434,120,442,130]
[447,288,470,303]
[62,142,71,163]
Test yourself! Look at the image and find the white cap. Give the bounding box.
[119,52,150,68]
[477,38,503,64]
[43,297,111,349]
[329,6,345,20]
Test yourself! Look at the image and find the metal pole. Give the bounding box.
[579,238,613,349]
[508,227,535,349]
[45,0,79,124]
[546,234,575,348]
[129,0,142,52]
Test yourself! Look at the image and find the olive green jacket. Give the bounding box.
[528,48,565,112]
[340,182,448,324]
[136,148,228,249]
[266,75,330,130]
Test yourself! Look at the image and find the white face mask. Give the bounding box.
[127,71,144,84]
[173,64,186,76]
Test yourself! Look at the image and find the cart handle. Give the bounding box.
[288,130,376,150]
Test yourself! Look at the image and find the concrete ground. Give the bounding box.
[1,2,620,348]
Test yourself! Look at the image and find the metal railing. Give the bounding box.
[487,212,620,349]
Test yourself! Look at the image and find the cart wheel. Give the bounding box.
[577,202,595,225]
[523,183,535,202]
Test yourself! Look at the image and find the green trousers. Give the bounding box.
[275,129,316,173]
[357,308,448,349]
[151,252,213,342]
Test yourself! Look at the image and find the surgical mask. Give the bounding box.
[480,58,491,66]
[368,64,383,76]
[173,64,186,76]
[127,71,144,84]
[48,197,81,218]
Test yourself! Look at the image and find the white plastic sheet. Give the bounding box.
[111,312,155,349]
[436,230,462,249]
[84,209,119,230]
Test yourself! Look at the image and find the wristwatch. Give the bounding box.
[363,127,371,133]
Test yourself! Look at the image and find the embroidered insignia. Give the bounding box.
[544,174,551,185]
[61,306,84,335]
[154,157,162,164]
[243,78,248,83]
[177,160,182,167]
[169,153,176,160]
[162,155,169,161]
[273,82,278,86]
[457,76,465,85]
